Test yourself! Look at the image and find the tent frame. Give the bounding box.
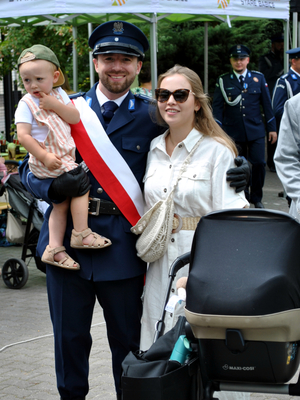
[0,10,291,93]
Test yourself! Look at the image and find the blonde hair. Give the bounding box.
[156,65,238,156]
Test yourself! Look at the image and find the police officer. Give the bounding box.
[272,47,300,201]
[213,44,277,209]
[19,23,250,400]
[272,47,300,123]
[259,34,284,172]
[259,34,284,96]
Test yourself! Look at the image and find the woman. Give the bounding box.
[140,65,249,351]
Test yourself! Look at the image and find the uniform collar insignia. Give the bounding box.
[85,96,92,107]
[128,98,135,110]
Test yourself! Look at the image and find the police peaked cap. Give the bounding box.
[229,45,250,58]
[286,47,300,59]
[89,21,149,60]
[271,34,284,43]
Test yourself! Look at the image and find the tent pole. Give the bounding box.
[204,22,208,94]
[88,23,95,88]
[283,19,289,73]
[150,13,158,95]
[293,12,298,47]
[72,26,78,93]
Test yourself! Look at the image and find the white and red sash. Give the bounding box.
[71,96,144,226]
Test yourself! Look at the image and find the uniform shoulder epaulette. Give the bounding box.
[220,72,229,78]
[69,92,86,100]
[251,70,263,76]
[281,73,288,79]
[134,93,156,104]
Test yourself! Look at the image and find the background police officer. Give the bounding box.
[272,47,300,202]
[259,34,284,96]
[259,34,284,172]
[272,47,300,124]
[212,45,277,209]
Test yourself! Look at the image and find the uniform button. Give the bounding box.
[97,188,103,194]
[178,144,182,148]
[243,106,245,108]
[171,289,175,293]
[136,145,140,150]
[164,188,167,193]
[193,174,196,178]
[170,313,173,317]
[171,238,175,242]
[243,114,246,117]
[242,98,245,100]
[169,165,172,169]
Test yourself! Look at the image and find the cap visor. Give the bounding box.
[93,48,142,58]
[53,68,65,88]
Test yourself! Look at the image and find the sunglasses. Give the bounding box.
[155,88,195,103]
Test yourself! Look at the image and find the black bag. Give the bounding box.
[121,317,200,400]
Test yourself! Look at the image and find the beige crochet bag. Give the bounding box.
[131,136,204,263]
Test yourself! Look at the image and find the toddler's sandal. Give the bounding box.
[71,228,112,249]
[41,245,80,270]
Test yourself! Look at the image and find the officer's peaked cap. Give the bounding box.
[89,21,149,60]
[271,34,284,43]
[286,47,300,59]
[229,44,250,58]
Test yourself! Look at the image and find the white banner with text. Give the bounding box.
[1,0,289,20]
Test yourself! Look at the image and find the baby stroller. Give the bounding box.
[184,208,300,399]
[1,166,46,289]
[122,208,300,399]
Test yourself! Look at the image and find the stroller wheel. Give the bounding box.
[2,258,29,289]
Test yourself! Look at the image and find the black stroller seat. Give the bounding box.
[185,209,300,391]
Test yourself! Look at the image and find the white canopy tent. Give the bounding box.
[0,0,290,92]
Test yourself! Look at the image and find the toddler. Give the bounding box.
[15,44,111,270]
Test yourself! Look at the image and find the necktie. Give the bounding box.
[102,101,118,125]
[239,75,245,86]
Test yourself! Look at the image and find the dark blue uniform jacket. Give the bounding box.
[212,70,276,142]
[272,68,300,120]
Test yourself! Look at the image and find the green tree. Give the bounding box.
[0,18,286,96]
[0,24,90,91]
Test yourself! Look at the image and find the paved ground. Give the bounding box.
[0,169,299,400]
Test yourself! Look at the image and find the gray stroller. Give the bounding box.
[1,169,45,289]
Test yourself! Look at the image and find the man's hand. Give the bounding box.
[49,165,91,201]
[226,157,250,193]
[268,131,277,144]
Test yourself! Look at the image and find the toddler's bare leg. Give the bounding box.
[49,200,69,250]
[47,200,79,268]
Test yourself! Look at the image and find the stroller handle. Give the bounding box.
[169,252,191,278]
[153,252,191,343]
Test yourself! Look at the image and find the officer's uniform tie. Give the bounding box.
[239,75,245,86]
[102,101,118,127]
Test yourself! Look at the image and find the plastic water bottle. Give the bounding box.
[169,335,192,364]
